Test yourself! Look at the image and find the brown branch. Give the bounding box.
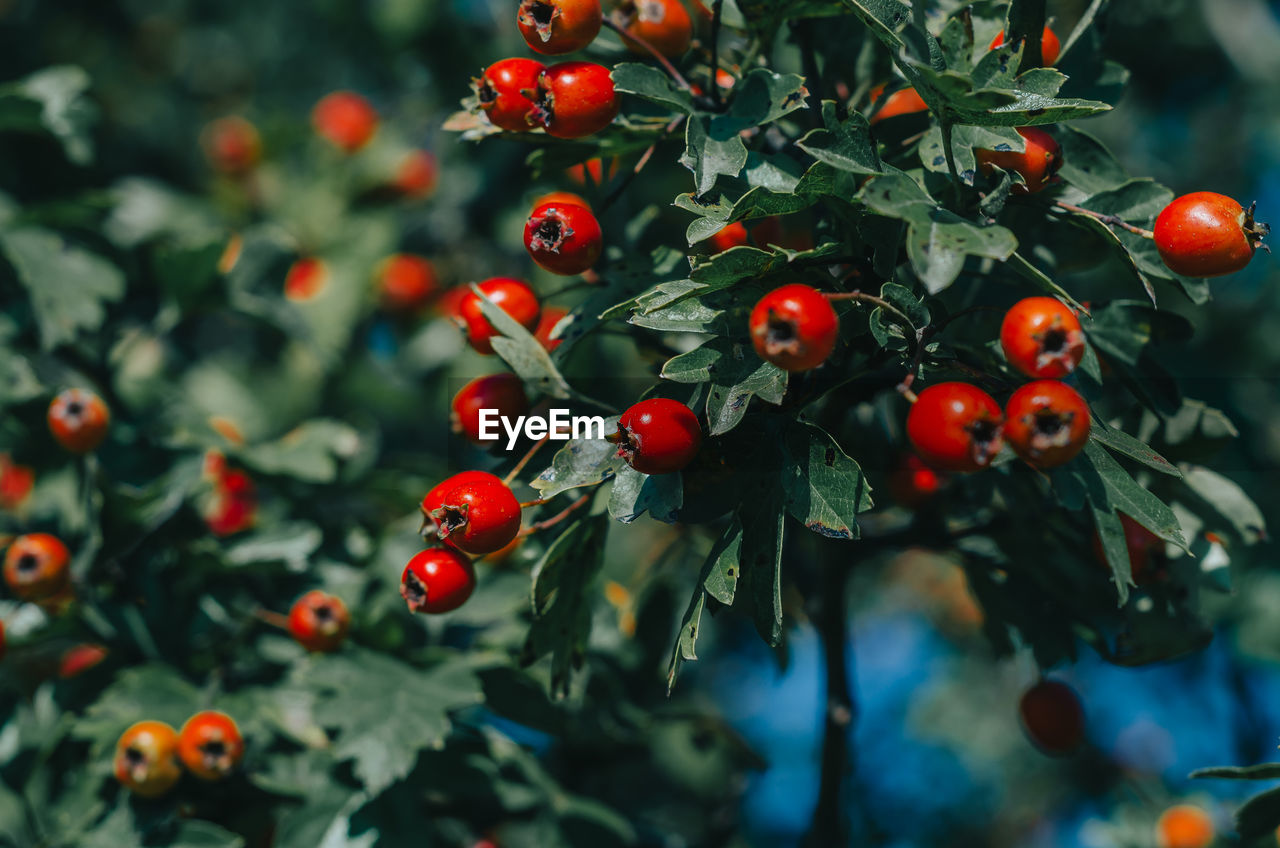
[520,490,596,536]
[253,608,290,630]
[504,435,551,488]
[603,17,693,92]
[1053,200,1155,239]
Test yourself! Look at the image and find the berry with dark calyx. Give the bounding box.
[422,471,522,554]
[311,91,379,152]
[376,254,438,313]
[178,711,245,781]
[748,284,839,372]
[535,305,569,351]
[452,374,530,445]
[1154,192,1269,278]
[1003,380,1090,468]
[201,116,262,175]
[1018,679,1085,756]
[4,533,71,601]
[1000,297,1085,379]
[975,127,1061,194]
[284,257,328,302]
[530,61,619,139]
[906,383,1005,473]
[868,84,928,124]
[989,24,1062,65]
[457,277,541,355]
[114,721,183,798]
[610,398,702,475]
[524,201,602,275]
[473,58,545,132]
[518,0,602,55]
[287,590,351,652]
[48,388,110,453]
[1093,513,1164,584]
[401,548,477,614]
[392,150,438,198]
[618,0,693,58]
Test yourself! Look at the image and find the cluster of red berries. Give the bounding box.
[202,450,259,537]
[474,58,617,138]
[114,711,245,797]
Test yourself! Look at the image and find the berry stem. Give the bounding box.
[602,17,694,93]
[1053,200,1155,239]
[252,608,290,630]
[520,489,597,536]
[504,435,551,487]
[602,114,686,212]
[823,290,915,336]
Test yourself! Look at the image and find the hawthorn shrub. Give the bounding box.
[0,0,1273,846]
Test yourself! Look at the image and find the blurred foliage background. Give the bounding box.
[3,0,1280,846]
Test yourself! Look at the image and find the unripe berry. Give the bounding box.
[457,278,541,355]
[311,91,379,153]
[975,127,1060,194]
[749,284,839,372]
[1154,192,1269,278]
[474,58,545,132]
[1003,380,1091,468]
[178,711,245,781]
[401,548,477,614]
[452,374,530,445]
[611,398,702,475]
[48,388,110,453]
[906,383,1004,473]
[1000,297,1085,379]
[530,62,619,139]
[1018,679,1084,755]
[114,721,183,798]
[422,471,522,554]
[518,0,603,55]
[288,591,351,652]
[524,201,602,275]
[4,533,71,601]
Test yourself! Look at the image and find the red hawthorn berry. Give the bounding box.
[868,84,928,124]
[474,58,546,132]
[4,533,71,601]
[59,642,109,678]
[201,116,263,175]
[1154,192,1269,278]
[975,127,1061,194]
[517,0,603,55]
[178,711,245,781]
[1155,805,1215,848]
[422,471,522,554]
[748,284,840,372]
[611,398,702,475]
[457,277,541,355]
[906,383,1005,473]
[376,254,438,313]
[204,468,257,537]
[435,285,472,322]
[989,25,1062,65]
[706,217,789,253]
[114,721,183,798]
[888,454,948,508]
[524,201,603,275]
[284,257,328,302]
[709,222,749,252]
[311,91,379,153]
[48,388,110,454]
[287,590,351,652]
[1003,380,1091,468]
[451,374,530,445]
[1018,679,1085,756]
[532,190,591,211]
[531,61,619,139]
[393,150,438,198]
[535,305,569,351]
[401,548,477,614]
[0,454,34,510]
[1093,513,1164,584]
[565,157,617,185]
[619,0,693,58]
[1000,297,1085,379]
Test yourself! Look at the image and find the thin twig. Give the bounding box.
[824,290,916,336]
[1053,200,1155,239]
[253,608,290,630]
[602,114,686,212]
[504,435,551,487]
[603,17,693,92]
[520,490,597,536]
[709,0,725,107]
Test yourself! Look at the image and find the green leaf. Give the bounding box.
[222,522,324,570]
[737,496,786,646]
[522,514,610,697]
[681,114,748,196]
[720,68,810,130]
[1191,764,1280,781]
[0,227,126,350]
[779,421,873,539]
[867,281,928,348]
[1088,418,1181,478]
[919,125,1025,181]
[301,649,485,795]
[608,465,683,524]
[1005,252,1086,310]
[610,63,695,113]
[0,66,96,164]
[73,666,201,757]
[473,283,574,399]
[531,421,623,498]
[1236,787,1280,841]
[796,101,883,175]
[238,419,364,483]
[662,337,787,435]
[1180,466,1267,544]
